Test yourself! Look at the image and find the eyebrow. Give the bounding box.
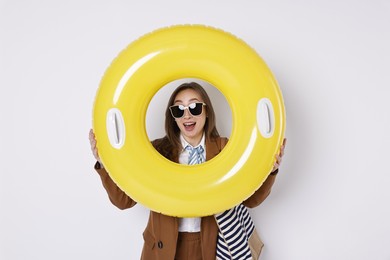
[173,98,201,104]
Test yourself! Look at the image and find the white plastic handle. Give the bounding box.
[106,108,125,149]
[257,98,275,138]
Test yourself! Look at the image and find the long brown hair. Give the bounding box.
[152,82,220,160]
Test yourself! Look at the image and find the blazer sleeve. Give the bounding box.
[242,170,278,208]
[94,162,137,210]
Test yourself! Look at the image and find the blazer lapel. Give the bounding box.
[205,138,222,161]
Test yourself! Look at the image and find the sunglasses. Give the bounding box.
[169,102,206,118]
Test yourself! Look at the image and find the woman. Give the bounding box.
[89,82,286,259]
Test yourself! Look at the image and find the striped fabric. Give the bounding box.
[186,145,205,165]
[186,144,254,259]
[215,204,255,260]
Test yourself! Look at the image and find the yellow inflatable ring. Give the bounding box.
[93,25,285,217]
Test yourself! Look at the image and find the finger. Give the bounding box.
[280,139,286,151]
[89,129,94,138]
[281,138,286,148]
[277,157,282,165]
[90,138,96,149]
[93,148,100,161]
[273,162,279,171]
[90,129,97,140]
[89,131,95,144]
[279,139,286,156]
[280,147,284,157]
[94,150,99,160]
[89,131,98,147]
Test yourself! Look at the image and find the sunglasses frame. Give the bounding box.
[169,102,206,119]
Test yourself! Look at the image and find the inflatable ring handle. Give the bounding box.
[93,25,286,217]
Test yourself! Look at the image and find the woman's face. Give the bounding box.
[173,88,207,146]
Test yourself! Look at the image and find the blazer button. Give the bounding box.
[158,241,163,249]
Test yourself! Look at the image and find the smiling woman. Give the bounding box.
[170,93,207,146]
[146,78,232,144]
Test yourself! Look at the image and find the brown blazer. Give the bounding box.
[94,137,277,260]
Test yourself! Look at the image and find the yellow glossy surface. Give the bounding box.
[93,25,286,217]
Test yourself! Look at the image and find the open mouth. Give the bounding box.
[183,122,196,131]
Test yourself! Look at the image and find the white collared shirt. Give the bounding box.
[178,134,205,232]
[179,134,206,165]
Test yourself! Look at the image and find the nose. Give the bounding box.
[183,108,192,118]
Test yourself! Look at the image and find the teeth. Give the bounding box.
[184,122,195,126]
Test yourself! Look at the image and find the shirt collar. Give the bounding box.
[180,134,205,151]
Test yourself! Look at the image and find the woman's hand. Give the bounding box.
[272,138,286,172]
[89,129,103,166]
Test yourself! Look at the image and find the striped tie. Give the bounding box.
[186,145,205,165]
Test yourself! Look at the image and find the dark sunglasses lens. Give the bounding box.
[170,106,184,118]
[189,103,203,116]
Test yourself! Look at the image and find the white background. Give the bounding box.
[1,0,390,259]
